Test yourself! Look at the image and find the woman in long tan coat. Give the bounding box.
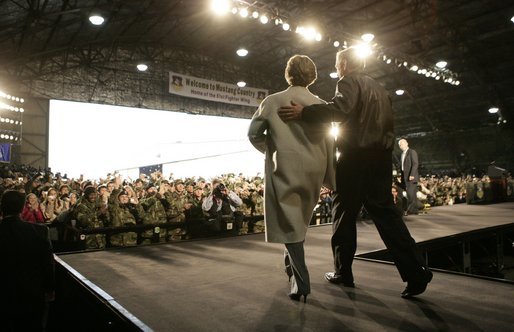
[248,55,335,302]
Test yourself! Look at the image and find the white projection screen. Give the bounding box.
[48,100,264,180]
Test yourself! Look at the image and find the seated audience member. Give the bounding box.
[21,193,46,223]
[75,186,110,249]
[109,190,138,247]
[0,190,55,331]
[140,183,168,242]
[42,187,63,222]
[392,185,404,215]
[202,180,242,232]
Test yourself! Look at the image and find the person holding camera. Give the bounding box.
[202,179,242,232]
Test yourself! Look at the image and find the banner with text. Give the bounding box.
[169,71,268,107]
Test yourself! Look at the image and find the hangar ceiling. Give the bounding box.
[0,0,513,138]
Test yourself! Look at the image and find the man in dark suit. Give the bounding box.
[0,190,55,331]
[398,138,420,215]
[278,48,432,298]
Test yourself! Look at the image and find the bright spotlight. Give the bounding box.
[89,15,105,25]
[239,8,248,17]
[252,11,259,19]
[136,64,148,72]
[395,89,405,96]
[237,81,246,87]
[361,33,374,43]
[259,15,269,24]
[354,43,372,58]
[410,65,418,71]
[386,58,392,64]
[211,0,230,15]
[333,40,340,47]
[236,48,248,57]
[436,60,447,69]
[329,72,339,79]
[488,107,499,114]
[330,124,340,138]
[315,33,322,42]
[282,22,290,30]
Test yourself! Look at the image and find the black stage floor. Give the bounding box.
[59,202,514,331]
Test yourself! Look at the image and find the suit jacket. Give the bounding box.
[0,215,55,315]
[402,148,419,183]
[248,85,335,243]
[302,71,395,152]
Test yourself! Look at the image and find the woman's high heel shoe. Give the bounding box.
[288,293,308,303]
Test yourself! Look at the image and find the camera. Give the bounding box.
[213,183,226,198]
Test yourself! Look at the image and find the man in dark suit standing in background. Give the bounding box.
[399,138,420,215]
[0,190,55,331]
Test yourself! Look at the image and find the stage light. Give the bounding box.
[409,65,418,71]
[239,7,248,17]
[435,75,440,80]
[89,15,105,25]
[511,15,514,23]
[252,11,259,19]
[330,123,340,138]
[259,14,268,24]
[333,40,340,47]
[395,89,405,96]
[403,61,408,67]
[9,135,13,140]
[436,60,447,69]
[231,7,238,14]
[455,80,460,85]
[488,107,499,114]
[361,33,374,43]
[282,22,290,30]
[315,33,322,42]
[236,48,248,57]
[20,108,24,113]
[211,0,230,15]
[354,43,372,59]
[237,81,246,87]
[20,98,24,103]
[329,72,338,79]
[386,58,392,64]
[136,64,148,72]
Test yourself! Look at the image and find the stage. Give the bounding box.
[57,202,514,331]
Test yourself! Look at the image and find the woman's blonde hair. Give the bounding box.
[284,55,317,87]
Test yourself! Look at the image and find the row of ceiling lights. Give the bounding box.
[86,6,514,100]
[213,0,461,88]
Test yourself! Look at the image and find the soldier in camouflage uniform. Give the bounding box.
[167,179,188,240]
[140,183,168,242]
[109,190,139,247]
[183,186,206,239]
[250,184,265,233]
[75,186,110,249]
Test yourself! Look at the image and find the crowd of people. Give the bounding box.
[0,163,268,249]
[0,163,511,250]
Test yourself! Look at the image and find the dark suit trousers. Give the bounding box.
[405,180,419,214]
[331,151,426,282]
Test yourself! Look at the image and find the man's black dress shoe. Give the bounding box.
[324,272,355,288]
[401,268,433,298]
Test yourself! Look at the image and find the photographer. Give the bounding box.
[202,180,242,232]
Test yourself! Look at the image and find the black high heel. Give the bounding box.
[288,293,308,303]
